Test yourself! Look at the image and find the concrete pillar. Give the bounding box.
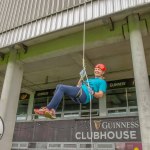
[99,94,107,117]
[0,49,23,150]
[128,14,150,150]
[27,92,35,121]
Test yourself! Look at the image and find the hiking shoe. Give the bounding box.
[34,107,49,116]
[45,109,56,119]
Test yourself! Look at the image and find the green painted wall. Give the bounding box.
[0,14,150,66]
[19,21,123,60]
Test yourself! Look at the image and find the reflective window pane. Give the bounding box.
[92,97,99,109]
[17,93,30,115]
[81,102,90,110]
[127,87,137,106]
[81,97,99,117]
[33,89,59,113]
[106,89,127,108]
[81,97,99,110]
[17,99,29,115]
[64,96,80,111]
[33,97,48,110]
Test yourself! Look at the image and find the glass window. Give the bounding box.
[17,93,30,115]
[33,89,56,113]
[127,87,137,106]
[64,96,80,111]
[17,100,29,115]
[81,97,99,117]
[81,103,90,110]
[92,97,99,109]
[106,89,127,108]
[33,97,48,110]
[81,97,99,110]
[63,96,80,118]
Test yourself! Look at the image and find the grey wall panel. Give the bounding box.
[0,0,7,30]
[63,0,69,9]
[31,0,38,21]
[8,0,18,30]
[13,0,22,28]
[1,0,12,31]
[0,0,6,31]
[43,0,51,16]
[53,0,58,13]
[113,0,121,12]
[18,0,27,26]
[0,0,88,33]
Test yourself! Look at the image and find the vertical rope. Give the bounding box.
[82,1,93,149]
[82,3,86,70]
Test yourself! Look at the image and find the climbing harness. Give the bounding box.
[75,88,83,99]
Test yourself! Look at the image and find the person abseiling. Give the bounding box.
[34,63,107,119]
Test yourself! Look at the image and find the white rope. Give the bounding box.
[82,1,93,150]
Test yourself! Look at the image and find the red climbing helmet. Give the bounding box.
[95,64,106,71]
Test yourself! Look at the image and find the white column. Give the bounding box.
[128,14,150,150]
[99,94,107,117]
[0,49,23,150]
[27,92,35,121]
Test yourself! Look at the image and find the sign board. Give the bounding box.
[74,117,141,142]
[107,78,135,89]
[0,116,4,140]
[14,117,141,142]
[107,76,150,89]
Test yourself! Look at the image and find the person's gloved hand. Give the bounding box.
[88,87,95,95]
[79,69,86,79]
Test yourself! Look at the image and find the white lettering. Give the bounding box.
[102,122,107,129]
[130,131,137,139]
[81,132,86,140]
[107,131,115,139]
[94,132,99,139]
[75,132,81,140]
[134,121,140,128]
[75,131,137,140]
[110,82,126,88]
[116,131,122,139]
[87,132,92,139]
[123,131,129,139]
[101,121,139,129]
[100,132,107,139]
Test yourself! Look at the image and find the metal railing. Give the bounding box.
[12,142,115,150]
[16,106,138,121]
[107,106,138,116]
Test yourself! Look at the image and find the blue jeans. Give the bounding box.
[47,84,87,110]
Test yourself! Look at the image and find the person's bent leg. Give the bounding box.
[34,84,65,117]
[44,84,81,119]
[47,84,80,110]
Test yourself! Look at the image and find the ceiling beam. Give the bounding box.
[20,87,34,95]
[70,53,94,73]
